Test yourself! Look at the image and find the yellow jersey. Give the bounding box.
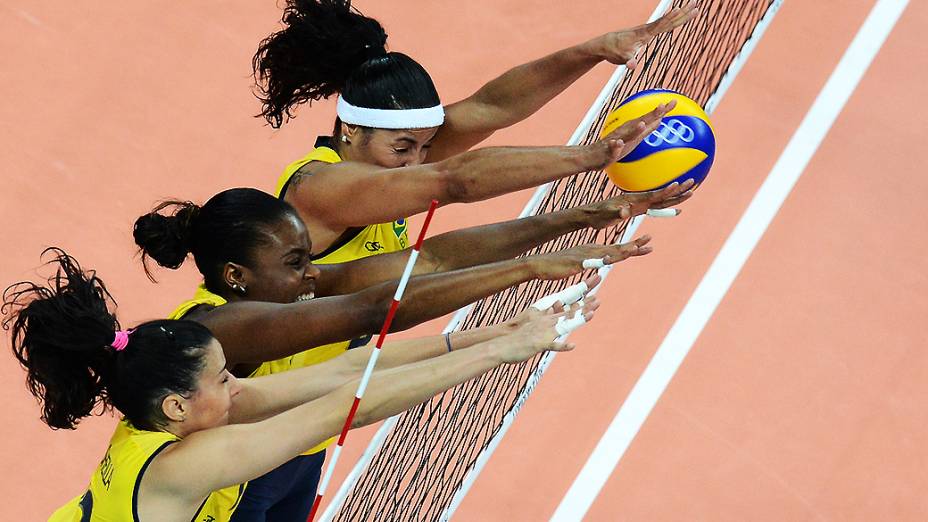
[275,137,410,264]
[275,138,413,370]
[48,420,244,522]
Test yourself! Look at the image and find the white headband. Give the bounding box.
[336,97,445,129]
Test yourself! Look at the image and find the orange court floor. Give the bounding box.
[1,1,925,520]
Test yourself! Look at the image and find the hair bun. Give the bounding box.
[133,201,201,275]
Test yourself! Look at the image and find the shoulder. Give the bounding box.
[180,303,216,323]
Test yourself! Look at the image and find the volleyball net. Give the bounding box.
[322,1,782,520]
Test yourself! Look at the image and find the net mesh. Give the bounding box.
[330,1,777,519]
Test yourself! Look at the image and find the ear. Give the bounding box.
[222,262,249,295]
[340,123,361,143]
[161,393,190,423]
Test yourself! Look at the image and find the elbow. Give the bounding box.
[360,290,390,335]
[350,408,372,430]
[434,160,474,204]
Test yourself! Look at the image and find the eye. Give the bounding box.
[392,147,409,154]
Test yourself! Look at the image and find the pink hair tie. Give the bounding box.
[111,329,134,351]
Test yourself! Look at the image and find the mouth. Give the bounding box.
[296,292,315,302]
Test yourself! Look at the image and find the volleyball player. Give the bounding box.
[6,250,591,521]
[253,0,698,260]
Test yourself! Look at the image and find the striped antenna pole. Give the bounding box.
[306,199,439,522]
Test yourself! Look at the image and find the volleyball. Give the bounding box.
[599,89,715,192]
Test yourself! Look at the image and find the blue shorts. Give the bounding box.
[230,451,326,522]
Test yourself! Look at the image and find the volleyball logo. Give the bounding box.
[645,119,695,146]
[600,89,716,192]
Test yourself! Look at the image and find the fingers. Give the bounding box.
[654,178,695,201]
[598,237,653,266]
[645,100,675,125]
[582,273,602,290]
[650,178,696,209]
[633,234,652,248]
[647,2,699,36]
[616,235,653,260]
[615,102,675,155]
[579,296,601,322]
[547,341,575,353]
[605,138,627,163]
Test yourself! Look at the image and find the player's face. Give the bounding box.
[356,127,440,168]
[183,339,241,431]
[239,212,321,305]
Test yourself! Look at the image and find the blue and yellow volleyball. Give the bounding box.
[599,89,715,192]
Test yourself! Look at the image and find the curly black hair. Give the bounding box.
[3,249,212,430]
[253,0,440,127]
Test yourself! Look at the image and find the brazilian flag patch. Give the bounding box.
[392,218,407,238]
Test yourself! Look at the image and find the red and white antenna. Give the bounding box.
[307,199,439,522]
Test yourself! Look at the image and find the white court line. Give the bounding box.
[550,0,910,520]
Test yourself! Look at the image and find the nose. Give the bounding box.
[304,263,321,280]
[229,375,243,397]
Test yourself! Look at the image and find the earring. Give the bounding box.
[340,135,350,144]
[231,283,246,294]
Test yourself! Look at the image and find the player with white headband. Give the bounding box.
[254,0,698,265]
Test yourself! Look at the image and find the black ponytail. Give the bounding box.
[133,200,200,281]
[254,0,440,128]
[134,188,298,293]
[3,249,213,431]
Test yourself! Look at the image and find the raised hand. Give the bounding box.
[581,179,696,229]
[505,284,601,329]
[589,100,676,169]
[586,2,699,69]
[529,236,652,281]
[495,296,602,364]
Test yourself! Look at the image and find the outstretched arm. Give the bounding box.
[427,2,698,161]
[195,238,643,366]
[146,310,575,501]
[321,181,692,295]
[288,103,670,229]
[228,296,601,424]
[227,320,509,424]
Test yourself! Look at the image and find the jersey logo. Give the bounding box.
[392,218,407,239]
[364,241,384,252]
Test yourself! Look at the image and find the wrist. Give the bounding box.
[568,205,597,229]
[575,38,605,62]
[481,337,509,366]
[521,256,543,280]
[579,142,610,171]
